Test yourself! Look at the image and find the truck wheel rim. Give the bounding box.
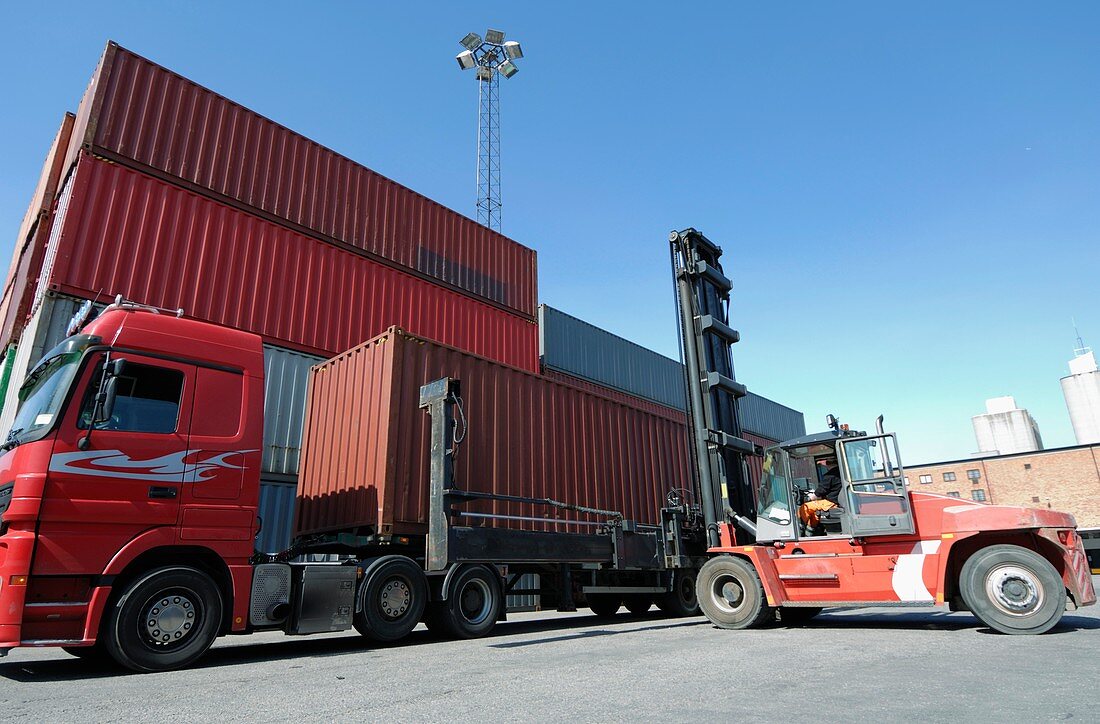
[143,589,200,648]
[379,577,412,619]
[986,564,1043,616]
[711,574,746,613]
[458,578,493,625]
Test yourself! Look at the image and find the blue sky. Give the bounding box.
[1,2,1097,464]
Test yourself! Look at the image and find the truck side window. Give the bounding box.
[79,362,185,433]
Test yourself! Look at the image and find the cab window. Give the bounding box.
[79,362,184,433]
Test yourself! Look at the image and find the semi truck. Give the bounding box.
[0,229,1093,673]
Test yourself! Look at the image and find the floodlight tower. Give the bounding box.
[456,29,523,232]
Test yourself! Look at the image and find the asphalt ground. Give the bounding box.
[2,577,1098,723]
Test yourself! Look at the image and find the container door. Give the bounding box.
[838,435,915,537]
[37,352,194,575]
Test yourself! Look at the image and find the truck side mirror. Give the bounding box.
[94,358,128,425]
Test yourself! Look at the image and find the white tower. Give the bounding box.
[1061,333,1100,444]
[972,396,1044,454]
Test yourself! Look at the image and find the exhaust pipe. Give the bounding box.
[266,602,291,623]
[875,414,885,436]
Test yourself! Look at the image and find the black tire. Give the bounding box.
[587,593,622,618]
[656,570,700,617]
[354,556,428,642]
[776,607,823,626]
[697,556,773,630]
[421,602,448,636]
[438,565,502,639]
[101,566,223,673]
[624,595,653,615]
[958,544,1066,635]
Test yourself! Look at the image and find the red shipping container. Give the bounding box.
[63,42,537,318]
[542,369,775,492]
[0,113,76,348]
[46,154,538,370]
[295,328,694,537]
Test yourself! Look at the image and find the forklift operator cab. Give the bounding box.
[754,429,916,543]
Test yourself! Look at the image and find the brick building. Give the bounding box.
[903,444,1100,529]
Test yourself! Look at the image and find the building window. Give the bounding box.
[919,474,933,484]
[1032,496,1040,503]
[903,476,910,487]
[943,472,956,482]
[1024,463,1032,470]
[966,469,981,481]
[971,489,987,502]
[947,491,960,498]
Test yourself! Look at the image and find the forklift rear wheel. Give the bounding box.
[958,544,1066,635]
[656,570,699,617]
[776,607,822,626]
[587,594,622,618]
[102,566,223,672]
[438,564,502,639]
[624,596,653,615]
[697,556,773,629]
[354,556,428,642]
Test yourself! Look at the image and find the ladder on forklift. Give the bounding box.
[669,229,758,547]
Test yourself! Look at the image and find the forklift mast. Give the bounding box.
[669,229,757,547]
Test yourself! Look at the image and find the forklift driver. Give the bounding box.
[799,457,843,533]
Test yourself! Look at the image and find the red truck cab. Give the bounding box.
[0,302,265,668]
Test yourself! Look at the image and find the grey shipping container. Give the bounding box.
[263,345,325,476]
[538,304,806,443]
[257,481,298,553]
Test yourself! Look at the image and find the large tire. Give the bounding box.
[101,566,223,673]
[697,556,773,630]
[958,544,1066,635]
[656,570,700,617]
[587,594,622,618]
[776,606,823,626]
[624,595,652,615]
[354,556,428,642]
[438,565,502,639]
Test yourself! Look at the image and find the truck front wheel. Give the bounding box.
[102,566,223,672]
[354,556,428,642]
[959,544,1066,635]
[697,556,773,630]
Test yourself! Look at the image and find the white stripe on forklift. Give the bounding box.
[891,539,941,602]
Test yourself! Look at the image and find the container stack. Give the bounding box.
[0,42,539,550]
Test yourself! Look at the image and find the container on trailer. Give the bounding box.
[62,42,537,318]
[295,327,693,537]
[0,113,76,349]
[538,303,806,442]
[40,154,539,371]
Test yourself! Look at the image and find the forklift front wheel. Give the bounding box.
[958,544,1066,635]
[697,556,773,630]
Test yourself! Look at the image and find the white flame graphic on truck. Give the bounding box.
[49,449,256,483]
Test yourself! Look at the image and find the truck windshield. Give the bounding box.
[4,335,98,448]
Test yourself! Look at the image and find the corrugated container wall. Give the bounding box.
[0,113,76,349]
[46,154,539,372]
[263,345,325,476]
[538,304,806,443]
[257,481,298,554]
[63,42,537,319]
[296,328,692,537]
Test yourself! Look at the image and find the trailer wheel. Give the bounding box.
[354,556,428,642]
[624,595,653,615]
[656,570,700,617]
[776,607,822,626]
[102,566,223,672]
[437,565,502,639]
[697,556,772,630]
[958,544,1066,635]
[587,594,622,618]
